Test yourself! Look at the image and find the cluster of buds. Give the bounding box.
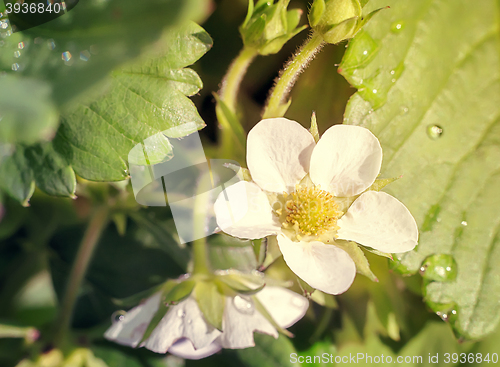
[308,0,384,44]
[239,0,307,55]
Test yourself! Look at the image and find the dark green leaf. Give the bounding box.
[25,143,76,197]
[54,22,212,181]
[237,334,300,367]
[0,147,35,206]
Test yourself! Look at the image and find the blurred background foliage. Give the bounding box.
[1,0,500,366]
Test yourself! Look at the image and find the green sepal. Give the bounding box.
[111,282,172,307]
[310,290,338,308]
[286,8,303,31]
[214,93,247,149]
[364,247,393,260]
[368,176,400,192]
[244,14,268,45]
[253,296,294,337]
[138,300,169,345]
[252,238,266,266]
[322,16,359,44]
[297,276,316,297]
[163,279,196,304]
[334,240,378,282]
[309,111,320,142]
[223,163,253,182]
[111,213,127,236]
[217,270,266,295]
[194,281,225,331]
[354,6,387,34]
[242,0,255,29]
[261,235,282,270]
[308,0,325,27]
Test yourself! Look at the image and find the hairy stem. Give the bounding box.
[263,32,325,119]
[217,47,258,158]
[53,206,109,347]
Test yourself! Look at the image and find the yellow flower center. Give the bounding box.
[280,185,341,240]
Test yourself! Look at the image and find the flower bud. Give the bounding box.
[309,0,384,44]
[240,0,307,55]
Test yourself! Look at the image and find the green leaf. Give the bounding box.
[339,0,500,340]
[194,281,224,331]
[0,0,207,106]
[0,76,58,145]
[237,333,300,367]
[54,22,212,181]
[335,241,378,282]
[0,147,35,206]
[25,143,76,197]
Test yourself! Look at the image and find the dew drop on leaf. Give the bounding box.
[47,39,56,50]
[11,63,19,71]
[62,51,72,62]
[427,124,443,139]
[13,50,20,58]
[390,21,405,33]
[18,42,25,49]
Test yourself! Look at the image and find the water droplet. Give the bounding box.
[420,254,457,282]
[47,39,56,50]
[111,310,126,323]
[80,50,91,61]
[13,50,20,58]
[0,21,8,30]
[427,125,443,140]
[233,295,254,315]
[187,319,192,325]
[18,42,25,49]
[363,50,368,55]
[400,106,409,115]
[391,78,396,83]
[390,70,395,75]
[372,89,377,94]
[11,63,19,71]
[461,221,467,226]
[62,51,72,62]
[176,309,186,318]
[390,21,405,33]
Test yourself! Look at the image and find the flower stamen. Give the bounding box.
[282,185,341,238]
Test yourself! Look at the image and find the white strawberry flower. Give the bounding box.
[214,118,418,295]
[104,285,308,359]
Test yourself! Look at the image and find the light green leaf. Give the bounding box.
[0,76,58,145]
[340,0,500,340]
[54,22,211,181]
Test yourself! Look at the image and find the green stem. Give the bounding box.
[217,47,258,158]
[53,206,109,347]
[191,172,213,275]
[263,32,325,119]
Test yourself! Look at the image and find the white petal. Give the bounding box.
[277,234,356,295]
[309,125,382,196]
[214,181,280,239]
[255,286,308,328]
[104,293,161,347]
[247,118,315,193]
[219,296,278,349]
[337,191,418,253]
[144,296,221,354]
[168,338,221,360]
